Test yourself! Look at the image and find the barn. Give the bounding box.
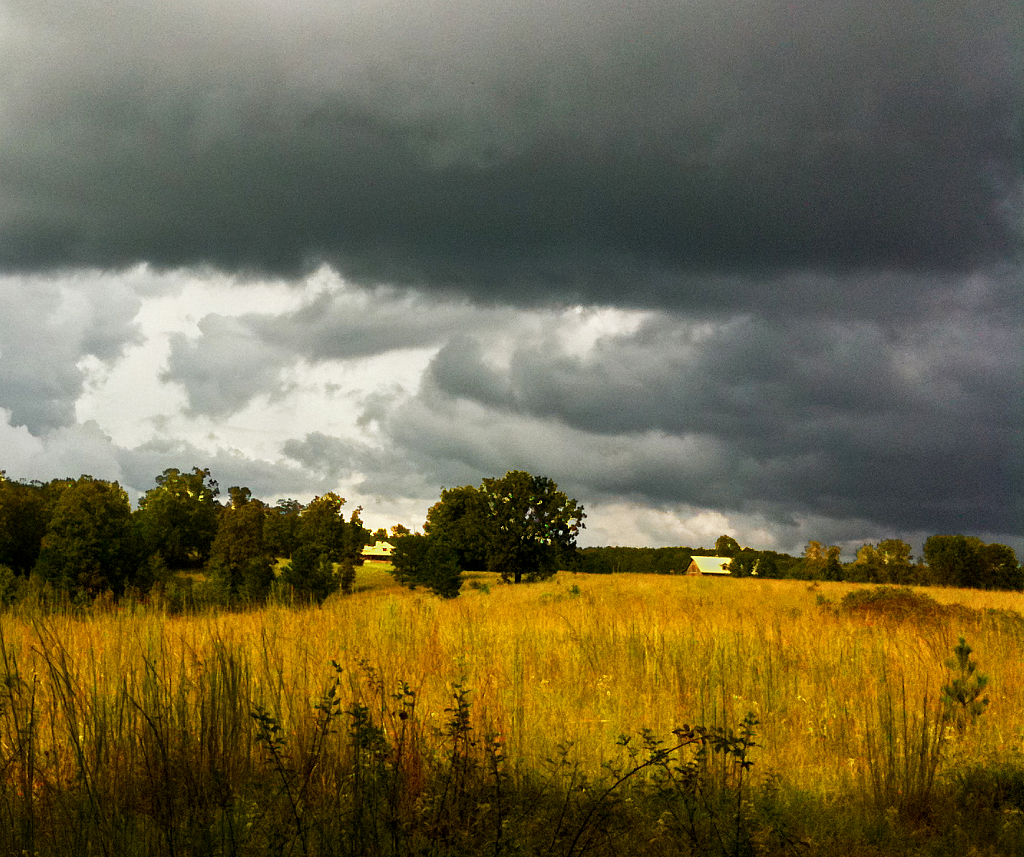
[362,540,395,563]
[684,555,733,576]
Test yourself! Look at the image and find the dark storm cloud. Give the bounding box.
[0,0,1019,306]
[413,281,1021,536]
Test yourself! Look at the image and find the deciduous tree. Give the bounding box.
[424,485,490,570]
[34,476,137,595]
[264,498,304,559]
[715,535,741,558]
[390,532,462,598]
[208,486,273,602]
[283,493,370,598]
[0,474,50,574]
[924,535,986,588]
[424,471,585,584]
[136,467,220,567]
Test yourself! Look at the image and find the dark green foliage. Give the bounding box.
[136,549,172,593]
[728,548,759,577]
[297,492,348,558]
[282,544,339,603]
[924,534,985,587]
[979,542,1023,590]
[0,564,18,607]
[135,467,220,568]
[390,533,463,598]
[423,537,462,598]
[824,553,844,581]
[296,492,370,569]
[276,493,370,602]
[422,471,585,585]
[850,539,913,584]
[263,498,304,559]
[579,549,615,574]
[207,486,274,603]
[33,475,138,595]
[923,535,1020,590]
[481,471,585,583]
[239,556,275,603]
[424,484,491,570]
[0,475,49,574]
[714,534,741,557]
[579,545,797,577]
[338,558,356,595]
[389,533,429,588]
[796,541,842,580]
[942,637,990,733]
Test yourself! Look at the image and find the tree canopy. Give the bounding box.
[208,486,274,602]
[136,467,220,567]
[0,474,50,574]
[281,493,370,601]
[34,476,136,595]
[409,470,586,587]
[924,535,1022,590]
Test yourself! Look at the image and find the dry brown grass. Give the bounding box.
[3,572,1022,802]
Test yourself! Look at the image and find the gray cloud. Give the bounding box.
[0,1,1018,310]
[396,278,1022,537]
[240,288,518,362]
[158,283,523,417]
[0,2,1020,554]
[163,315,295,417]
[118,437,331,502]
[0,271,143,431]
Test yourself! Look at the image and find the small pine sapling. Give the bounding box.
[942,637,989,734]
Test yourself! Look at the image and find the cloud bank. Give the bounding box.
[0,2,1020,556]
[1,0,1019,303]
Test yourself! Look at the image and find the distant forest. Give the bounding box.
[581,536,1021,590]
[0,468,1020,612]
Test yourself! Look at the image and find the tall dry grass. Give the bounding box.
[6,575,1022,787]
[2,572,1023,854]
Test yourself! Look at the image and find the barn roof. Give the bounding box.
[363,540,395,558]
[687,555,732,575]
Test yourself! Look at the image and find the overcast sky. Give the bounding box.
[0,0,1020,556]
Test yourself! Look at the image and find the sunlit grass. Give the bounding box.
[2,573,1023,853]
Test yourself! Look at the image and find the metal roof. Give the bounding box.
[687,555,732,574]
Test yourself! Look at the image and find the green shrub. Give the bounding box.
[838,586,951,623]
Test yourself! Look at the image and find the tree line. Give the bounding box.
[0,467,369,607]
[0,466,586,607]
[580,534,1022,590]
[1,466,1018,608]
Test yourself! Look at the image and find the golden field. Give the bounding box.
[5,570,1022,802]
